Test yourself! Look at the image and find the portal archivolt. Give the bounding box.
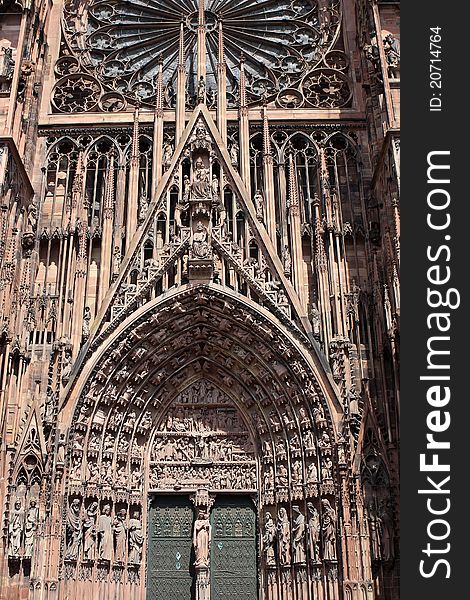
[59,285,345,599]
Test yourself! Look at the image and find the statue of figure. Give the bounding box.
[65,498,82,560]
[128,510,144,564]
[192,221,210,259]
[0,46,14,81]
[82,306,92,339]
[112,245,122,277]
[83,501,98,560]
[61,352,72,385]
[27,198,38,232]
[163,142,173,167]
[321,499,337,560]
[211,175,219,202]
[229,142,239,166]
[197,76,206,103]
[193,510,211,568]
[282,245,292,275]
[383,34,400,78]
[207,87,217,107]
[57,433,66,464]
[307,462,318,483]
[277,507,291,566]
[254,190,264,221]
[164,81,176,107]
[263,512,276,566]
[363,38,382,81]
[292,505,306,564]
[377,501,394,561]
[97,504,113,561]
[309,304,321,339]
[138,192,149,222]
[307,502,320,562]
[182,174,191,203]
[24,500,39,558]
[8,500,24,557]
[113,508,127,562]
[191,157,211,198]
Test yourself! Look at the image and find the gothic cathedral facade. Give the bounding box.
[0,1,400,599]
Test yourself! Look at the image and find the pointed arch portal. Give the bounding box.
[55,283,345,600]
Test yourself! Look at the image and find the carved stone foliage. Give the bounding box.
[55,0,351,111]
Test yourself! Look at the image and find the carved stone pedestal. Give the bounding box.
[195,567,210,600]
[188,258,213,282]
[294,564,307,600]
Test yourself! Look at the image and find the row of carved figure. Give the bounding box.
[263,500,337,566]
[65,499,144,565]
[8,500,39,559]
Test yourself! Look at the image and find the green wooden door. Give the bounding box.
[147,495,195,600]
[210,496,258,600]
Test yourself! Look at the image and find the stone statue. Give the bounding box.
[97,504,113,561]
[164,81,176,107]
[65,498,82,560]
[207,87,216,107]
[57,433,66,464]
[192,221,210,259]
[193,510,211,568]
[263,512,276,566]
[282,245,292,275]
[128,510,144,564]
[8,500,24,557]
[27,198,38,232]
[292,505,306,564]
[182,174,191,202]
[229,142,239,166]
[383,34,400,78]
[113,508,127,562]
[0,46,14,81]
[277,507,291,566]
[309,304,321,339]
[138,192,149,222]
[192,157,211,198]
[307,462,318,483]
[61,352,72,384]
[307,502,320,562]
[163,142,173,167]
[24,501,39,559]
[197,76,206,103]
[321,499,337,560]
[82,306,92,339]
[83,501,98,559]
[211,175,219,202]
[377,501,394,561]
[254,190,264,221]
[112,245,122,276]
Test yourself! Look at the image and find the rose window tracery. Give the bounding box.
[55,0,351,111]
